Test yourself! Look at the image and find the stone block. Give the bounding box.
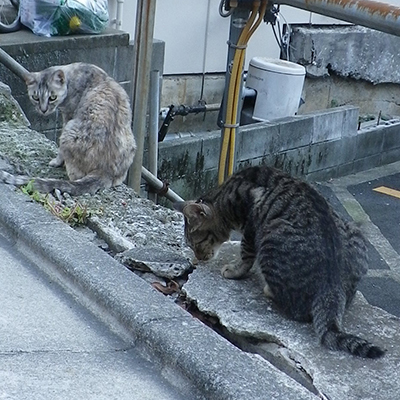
[272,146,313,177]
[336,161,356,178]
[158,109,400,200]
[311,108,344,143]
[290,25,400,84]
[308,137,356,173]
[150,39,166,73]
[356,128,384,159]
[158,137,203,180]
[352,154,382,174]
[236,122,279,161]
[342,106,359,137]
[380,147,400,166]
[309,106,358,143]
[114,44,135,82]
[382,122,400,152]
[201,132,221,170]
[275,115,313,151]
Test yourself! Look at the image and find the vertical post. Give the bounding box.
[218,6,250,182]
[218,7,249,129]
[128,0,157,193]
[147,70,160,202]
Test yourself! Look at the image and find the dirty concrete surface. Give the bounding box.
[1,83,400,399]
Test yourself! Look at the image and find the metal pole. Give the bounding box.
[128,0,157,193]
[0,48,29,81]
[277,0,400,37]
[148,69,160,202]
[141,166,184,203]
[218,7,250,129]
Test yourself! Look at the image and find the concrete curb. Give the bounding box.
[0,183,317,400]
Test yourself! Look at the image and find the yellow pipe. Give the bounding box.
[219,0,268,184]
[228,1,268,176]
[218,2,259,184]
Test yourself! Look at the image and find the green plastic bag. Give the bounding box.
[20,0,109,37]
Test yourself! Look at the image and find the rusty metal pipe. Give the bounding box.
[0,48,29,81]
[277,0,400,37]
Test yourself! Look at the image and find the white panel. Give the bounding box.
[119,0,138,33]
[203,0,231,73]
[154,0,209,74]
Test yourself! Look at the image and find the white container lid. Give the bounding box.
[249,57,305,76]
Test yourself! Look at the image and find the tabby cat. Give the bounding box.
[174,165,385,358]
[0,63,136,195]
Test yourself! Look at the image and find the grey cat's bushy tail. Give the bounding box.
[312,287,385,359]
[0,170,110,195]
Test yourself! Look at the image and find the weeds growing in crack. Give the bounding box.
[21,181,92,226]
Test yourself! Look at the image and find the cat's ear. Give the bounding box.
[173,201,213,232]
[24,73,37,87]
[53,70,66,86]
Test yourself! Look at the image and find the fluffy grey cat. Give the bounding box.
[174,165,385,358]
[0,62,136,195]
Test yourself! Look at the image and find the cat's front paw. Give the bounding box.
[49,157,63,168]
[221,264,244,279]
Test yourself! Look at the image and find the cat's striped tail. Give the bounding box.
[312,288,385,359]
[320,325,385,359]
[0,170,110,195]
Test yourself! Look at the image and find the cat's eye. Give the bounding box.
[49,94,57,102]
[32,94,39,101]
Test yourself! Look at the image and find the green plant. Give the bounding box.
[330,99,339,108]
[21,181,91,226]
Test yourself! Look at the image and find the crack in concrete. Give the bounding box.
[178,293,327,399]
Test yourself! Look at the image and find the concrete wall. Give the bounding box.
[289,26,400,84]
[155,106,400,201]
[286,25,400,119]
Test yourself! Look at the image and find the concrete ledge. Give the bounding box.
[0,183,317,400]
[289,25,400,84]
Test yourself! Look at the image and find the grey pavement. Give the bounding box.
[0,215,186,400]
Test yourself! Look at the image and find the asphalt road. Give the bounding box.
[317,161,400,318]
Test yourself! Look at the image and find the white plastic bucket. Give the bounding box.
[246,57,306,121]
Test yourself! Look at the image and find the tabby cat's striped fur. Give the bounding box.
[174,165,385,358]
